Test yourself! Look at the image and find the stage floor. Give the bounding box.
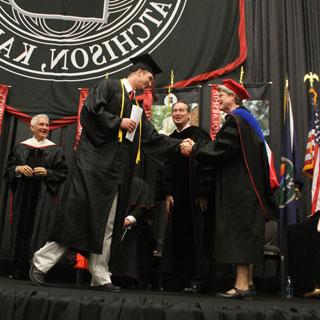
[0,276,320,320]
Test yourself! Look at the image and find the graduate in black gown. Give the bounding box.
[5,114,68,277]
[161,101,213,293]
[29,54,181,292]
[181,80,276,299]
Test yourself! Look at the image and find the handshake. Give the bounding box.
[180,138,195,157]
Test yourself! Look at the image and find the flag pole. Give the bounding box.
[284,76,289,121]
[168,70,174,112]
[303,72,319,88]
[239,66,245,85]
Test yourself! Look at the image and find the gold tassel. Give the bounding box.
[118,80,125,142]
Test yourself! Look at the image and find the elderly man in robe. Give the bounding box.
[5,114,68,278]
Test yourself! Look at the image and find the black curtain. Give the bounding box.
[243,0,320,220]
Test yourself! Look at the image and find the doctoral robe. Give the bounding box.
[161,125,213,281]
[193,108,275,264]
[5,142,68,263]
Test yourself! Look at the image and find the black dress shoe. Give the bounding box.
[91,283,122,293]
[249,284,257,296]
[29,264,46,286]
[215,287,254,299]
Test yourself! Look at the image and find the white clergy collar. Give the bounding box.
[21,136,55,148]
[176,123,191,133]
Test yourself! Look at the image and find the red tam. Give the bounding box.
[222,79,250,100]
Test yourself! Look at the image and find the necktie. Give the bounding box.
[129,90,135,101]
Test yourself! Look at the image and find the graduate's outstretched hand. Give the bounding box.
[121,118,137,133]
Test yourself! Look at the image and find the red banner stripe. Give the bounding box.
[172,0,247,88]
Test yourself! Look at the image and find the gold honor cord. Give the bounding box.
[134,97,142,164]
[136,116,142,164]
[118,80,125,142]
[117,80,142,164]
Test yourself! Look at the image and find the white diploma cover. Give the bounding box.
[125,104,143,142]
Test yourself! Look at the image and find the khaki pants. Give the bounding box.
[33,195,118,286]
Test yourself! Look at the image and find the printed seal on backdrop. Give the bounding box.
[0,0,187,81]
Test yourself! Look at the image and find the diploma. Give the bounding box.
[125,104,143,142]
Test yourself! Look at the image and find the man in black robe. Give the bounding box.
[5,114,68,278]
[29,54,181,292]
[160,101,213,293]
[181,79,276,299]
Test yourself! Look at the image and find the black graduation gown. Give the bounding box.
[5,143,68,262]
[50,78,180,274]
[161,126,213,279]
[193,112,275,264]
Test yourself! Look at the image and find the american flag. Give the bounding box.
[304,88,320,214]
[303,88,317,177]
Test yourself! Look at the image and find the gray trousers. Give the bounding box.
[33,195,118,286]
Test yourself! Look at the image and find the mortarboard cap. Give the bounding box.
[130,53,162,76]
[219,79,250,100]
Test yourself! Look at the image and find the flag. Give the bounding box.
[303,88,320,215]
[278,85,302,248]
[303,88,317,177]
